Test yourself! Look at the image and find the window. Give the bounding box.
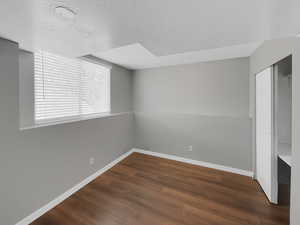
[34,51,110,123]
[80,60,110,116]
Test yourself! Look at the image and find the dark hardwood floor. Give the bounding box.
[31,153,289,225]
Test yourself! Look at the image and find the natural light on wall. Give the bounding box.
[34,51,110,123]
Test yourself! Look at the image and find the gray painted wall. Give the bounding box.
[133,58,252,171]
[277,57,292,144]
[19,50,35,128]
[0,38,134,225]
[249,37,300,225]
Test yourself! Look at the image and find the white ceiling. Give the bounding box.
[0,0,299,69]
[95,42,261,70]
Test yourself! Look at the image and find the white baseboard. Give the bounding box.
[16,148,252,225]
[15,150,134,225]
[132,148,253,177]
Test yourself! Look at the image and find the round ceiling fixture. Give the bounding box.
[54,6,77,20]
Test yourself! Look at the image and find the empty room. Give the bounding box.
[1,1,300,225]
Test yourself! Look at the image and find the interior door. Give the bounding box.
[256,67,277,203]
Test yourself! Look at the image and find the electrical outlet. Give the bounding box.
[188,145,193,152]
[89,157,95,165]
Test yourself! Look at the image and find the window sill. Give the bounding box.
[20,112,132,130]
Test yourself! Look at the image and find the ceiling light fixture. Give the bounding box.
[54,6,77,21]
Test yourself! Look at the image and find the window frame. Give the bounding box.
[34,52,112,126]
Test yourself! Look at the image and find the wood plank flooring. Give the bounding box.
[31,153,289,225]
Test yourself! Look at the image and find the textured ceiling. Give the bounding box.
[0,0,299,69]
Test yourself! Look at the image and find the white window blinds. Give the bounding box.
[34,51,110,123]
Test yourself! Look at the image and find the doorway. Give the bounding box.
[255,55,292,207]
